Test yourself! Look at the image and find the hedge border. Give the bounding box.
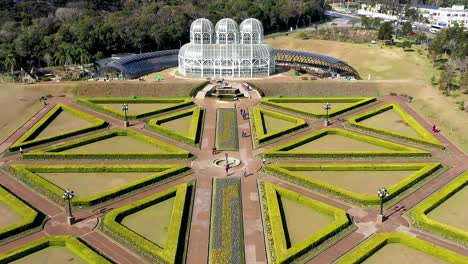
[347,103,444,149]
[0,186,41,241]
[102,182,190,264]
[9,164,190,207]
[263,128,430,158]
[336,232,468,264]
[9,103,108,152]
[147,107,204,146]
[208,177,245,264]
[23,129,192,159]
[189,81,210,97]
[410,171,468,244]
[78,97,194,120]
[260,181,351,264]
[251,107,307,145]
[0,235,111,263]
[261,97,376,118]
[265,163,441,206]
[215,108,239,151]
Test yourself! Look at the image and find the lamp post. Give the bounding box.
[63,189,75,225]
[122,103,129,127]
[377,187,389,223]
[324,102,332,126]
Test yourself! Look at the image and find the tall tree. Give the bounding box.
[377,22,393,40]
[3,52,17,83]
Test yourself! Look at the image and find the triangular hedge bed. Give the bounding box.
[347,103,444,149]
[9,103,107,152]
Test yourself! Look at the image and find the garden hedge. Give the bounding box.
[103,182,191,264]
[251,107,307,145]
[189,81,210,97]
[78,97,193,120]
[265,163,441,206]
[215,108,238,151]
[9,103,108,152]
[0,235,111,263]
[23,129,192,159]
[347,103,444,149]
[410,171,468,244]
[0,186,41,241]
[263,128,430,159]
[259,181,350,264]
[147,107,204,146]
[261,97,376,118]
[9,164,190,207]
[209,178,244,264]
[336,232,468,264]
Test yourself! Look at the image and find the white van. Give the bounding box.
[429,25,443,34]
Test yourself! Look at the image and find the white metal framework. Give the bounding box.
[179,18,275,78]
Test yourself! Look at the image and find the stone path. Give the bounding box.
[0,91,466,264]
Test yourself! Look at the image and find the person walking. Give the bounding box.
[262,157,266,166]
[225,164,230,175]
[19,147,24,155]
[243,167,247,177]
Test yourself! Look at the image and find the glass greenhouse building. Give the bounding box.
[178,18,275,78]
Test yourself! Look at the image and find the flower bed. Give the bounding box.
[215,108,238,151]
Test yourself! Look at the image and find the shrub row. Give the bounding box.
[78,97,193,120]
[260,181,350,264]
[265,163,441,206]
[103,183,190,264]
[147,107,203,146]
[0,235,111,263]
[23,129,192,160]
[263,128,430,159]
[10,164,189,207]
[251,107,307,145]
[9,104,108,152]
[0,186,41,241]
[189,81,210,97]
[261,97,376,118]
[336,232,468,264]
[347,103,444,149]
[215,108,238,151]
[410,171,468,244]
[209,178,244,264]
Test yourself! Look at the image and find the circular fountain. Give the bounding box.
[213,157,241,167]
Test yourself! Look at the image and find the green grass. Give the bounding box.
[427,186,468,231]
[361,243,448,264]
[0,201,23,229]
[64,136,165,153]
[9,246,87,264]
[359,108,420,137]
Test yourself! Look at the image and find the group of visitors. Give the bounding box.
[240,108,248,119]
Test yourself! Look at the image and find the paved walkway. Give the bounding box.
[0,91,466,264]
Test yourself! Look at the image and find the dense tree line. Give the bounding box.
[0,0,325,73]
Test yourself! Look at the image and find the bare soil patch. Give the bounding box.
[291,135,388,152]
[64,136,165,153]
[427,186,468,230]
[362,243,448,264]
[10,246,87,264]
[0,200,23,228]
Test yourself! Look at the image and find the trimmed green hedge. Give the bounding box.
[410,171,468,244]
[261,97,376,118]
[263,128,430,159]
[336,232,468,264]
[9,164,190,207]
[215,108,238,151]
[147,107,204,146]
[0,235,111,263]
[260,181,351,264]
[265,163,441,206]
[0,186,41,241]
[347,103,444,149]
[251,107,307,145]
[189,81,210,97]
[103,183,190,263]
[23,129,192,159]
[78,97,194,120]
[9,103,108,152]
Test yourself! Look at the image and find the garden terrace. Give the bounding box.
[209,177,244,264]
[263,128,430,159]
[78,97,193,120]
[9,104,107,152]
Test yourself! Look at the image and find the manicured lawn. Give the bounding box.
[37,172,156,197]
[35,111,93,139]
[362,243,448,264]
[10,246,87,264]
[279,196,334,247]
[359,109,420,138]
[121,196,175,248]
[0,200,23,229]
[64,136,165,153]
[279,102,350,113]
[295,170,415,195]
[159,115,192,135]
[262,114,295,134]
[291,135,388,152]
[100,103,177,114]
[215,108,238,151]
[427,187,468,230]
